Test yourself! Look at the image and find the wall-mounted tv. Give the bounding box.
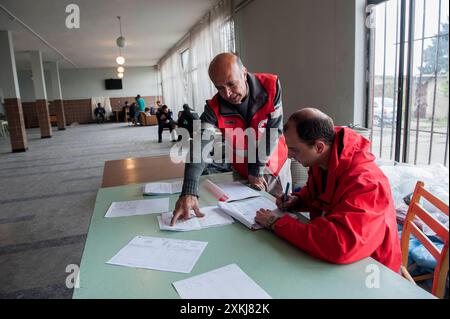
[105,79,123,90]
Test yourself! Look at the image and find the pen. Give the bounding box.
[282,182,290,210]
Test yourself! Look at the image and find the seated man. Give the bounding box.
[129,102,139,125]
[121,101,129,122]
[255,108,402,272]
[94,103,106,124]
[156,105,177,143]
[177,103,200,141]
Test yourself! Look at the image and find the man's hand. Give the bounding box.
[276,194,301,210]
[248,175,268,191]
[255,209,279,229]
[171,195,204,226]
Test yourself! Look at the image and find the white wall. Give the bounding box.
[59,66,160,100]
[17,66,160,101]
[17,70,35,102]
[234,0,367,126]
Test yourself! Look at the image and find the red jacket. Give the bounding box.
[274,127,402,272]
[207,73,288,178]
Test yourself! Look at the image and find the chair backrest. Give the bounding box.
[401,181,449,298]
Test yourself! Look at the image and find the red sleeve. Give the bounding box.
[291,176,322,220]
[292,172,314,209]
[274,180,388,264]
[292,185,311,210]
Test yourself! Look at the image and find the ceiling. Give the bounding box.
[0,0,217,69]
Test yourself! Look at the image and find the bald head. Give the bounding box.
[208,53,248,105]
[285,108,335,145]
[208,53,244,78]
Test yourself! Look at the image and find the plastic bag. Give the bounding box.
[379,163,449,237]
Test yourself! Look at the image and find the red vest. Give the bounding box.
[207,73,288,178]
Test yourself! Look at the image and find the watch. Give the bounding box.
[266,215,280,231]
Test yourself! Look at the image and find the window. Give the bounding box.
[177,18,236,111]
[180,49,190,72]
[368,0,449,166]
[160,0,235,114]
[221,18,236,54]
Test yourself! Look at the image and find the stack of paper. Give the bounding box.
[218,196,283,230]
[106,236,207,273]
[143,181,183,195]
[157,206,234,232]
[172,264,272,299]
[216,181,262,202]
[202,180,262,202]
[104,198,169,218]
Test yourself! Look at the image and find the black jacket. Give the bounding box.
[156,110,174,125]
[178,110,200,137]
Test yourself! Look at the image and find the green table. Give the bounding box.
[73,173,435,299]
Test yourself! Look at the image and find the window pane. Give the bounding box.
[369,0,401,160]
[368,0,449,166]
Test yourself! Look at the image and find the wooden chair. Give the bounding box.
[400,181,449,298]
[49,115,58,126]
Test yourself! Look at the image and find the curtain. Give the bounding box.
[159,0,234,116]
[160,50,186,119]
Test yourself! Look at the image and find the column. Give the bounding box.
[30,50,52,138]
[48,61,66,130]
[0,30,28,152]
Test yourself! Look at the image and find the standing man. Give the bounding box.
[171,53,290,225]
[255,108,402,272]
[135,95,146,112]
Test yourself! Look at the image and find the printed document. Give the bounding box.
[158,206,234,232]
[173,264,272,299]
[143,181,183,195]
[218,197,283,230]
[105,198,170,218]
[106,236,207,273]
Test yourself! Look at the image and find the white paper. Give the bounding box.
[143,181,183,195]
[106,236,207,274]
[173,264,272,299]
[216,181,262,202]
[218,197,282,229]
[157,206,234,232]
[104,198,170,218]
[201,179,229,201]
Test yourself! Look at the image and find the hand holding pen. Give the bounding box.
[276,183,301,211]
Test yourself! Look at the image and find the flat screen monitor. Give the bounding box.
[105,79,123,90]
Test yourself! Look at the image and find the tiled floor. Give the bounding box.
[0,123,174,298]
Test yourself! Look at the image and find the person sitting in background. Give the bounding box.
[177,103,200,141]
[94,103,106,124]
[144,107,152,116]
[129,102,139,125]
[156,105,177,143]
[154,100,163,115]
[121,101,129,122]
